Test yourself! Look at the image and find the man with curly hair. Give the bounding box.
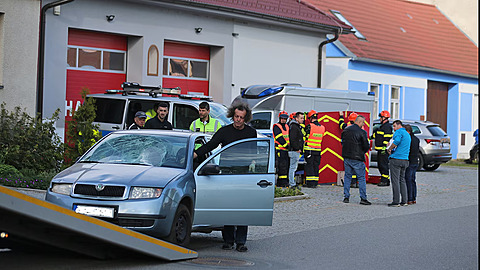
[193,102,257,252]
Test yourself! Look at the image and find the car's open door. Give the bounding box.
[193,137,275,226]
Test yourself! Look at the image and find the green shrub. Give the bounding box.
[0,103,64,173]
[274,187,304,198]
[64,88,101,167]
[0,164,23,179]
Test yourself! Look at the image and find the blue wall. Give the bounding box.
[326,43,346,57]
[460,93,473,131]
[447,84,459,158]
[403,87,425,120]
[348,80,369,92]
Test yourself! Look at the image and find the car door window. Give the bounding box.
[203,140,270,174]
[411,125,421,134]
[173,104,198,130]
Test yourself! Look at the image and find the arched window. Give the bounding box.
[147,45,158,76]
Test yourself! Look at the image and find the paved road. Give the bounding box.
[2,165,478,269]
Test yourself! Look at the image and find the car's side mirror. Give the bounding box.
[199,164,220,175]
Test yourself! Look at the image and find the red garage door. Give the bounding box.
[66,29,127,124]
[162,41,210,95]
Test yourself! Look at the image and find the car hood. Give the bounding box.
[54,163,184,187]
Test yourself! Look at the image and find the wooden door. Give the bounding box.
[427,81,448,130]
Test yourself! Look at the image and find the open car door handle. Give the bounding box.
[257,180,273,187]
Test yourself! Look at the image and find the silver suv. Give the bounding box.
[88,82,231,136]
[371,119,452,171]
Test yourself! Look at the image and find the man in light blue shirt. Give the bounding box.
[386,120,411,207]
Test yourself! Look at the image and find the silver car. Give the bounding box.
[371,119,452,171]
[46,130,275,246]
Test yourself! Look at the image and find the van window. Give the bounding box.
[173,104,198,130]
[94,98,125,124]
[126,101,158,127]
[250,112,271,129]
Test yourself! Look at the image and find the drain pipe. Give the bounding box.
[317,30,340,88]
[36,0,75,117]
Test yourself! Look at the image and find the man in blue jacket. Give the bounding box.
[386,120,411,207]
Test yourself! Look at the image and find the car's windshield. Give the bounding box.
[80,133,189,168]
[209,103,232,126]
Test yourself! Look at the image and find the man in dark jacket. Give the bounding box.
[144,102,173,130]
[404,124,420,205]
[341,115,371,205]
[288,112,305,188]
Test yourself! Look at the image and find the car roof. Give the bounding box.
[373,119,440,126]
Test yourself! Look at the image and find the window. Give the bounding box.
[371,84,379,118]
[147,45,158,76]
[331,10,366,40]
[250,112,272,129]
[93,98,126,124]
[173,104,198,130]
[205,140,270,175]
[163,57,209,80]
[390,86,400,119]
[67,46,126,72]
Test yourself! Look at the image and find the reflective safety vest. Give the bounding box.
[145,108,156,121]
[273,123,290,151]
[304,123,325,151]
[189,117,221,133]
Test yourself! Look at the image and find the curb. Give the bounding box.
[274,193,309,202]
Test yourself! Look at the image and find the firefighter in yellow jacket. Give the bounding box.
[304,110,325,188]
[273,111,290,187]
[372,110,393,186]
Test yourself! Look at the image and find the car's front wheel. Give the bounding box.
[166,204,192,246]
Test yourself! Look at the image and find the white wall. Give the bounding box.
[457,83,479,158]
[0,0,39,116]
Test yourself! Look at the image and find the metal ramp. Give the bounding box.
[0,185,197,261]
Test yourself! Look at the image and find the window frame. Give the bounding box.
[147,45,159,76]
[390,85,401,119]
[67,45,126,74]
[162,56,209,81]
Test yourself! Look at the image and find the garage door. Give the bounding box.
[65,29,127,125]
[162,41,210,96]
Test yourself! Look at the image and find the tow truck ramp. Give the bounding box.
[0,185,197,261]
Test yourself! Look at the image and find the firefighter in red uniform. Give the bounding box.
[304,110,325,188]
[339,111,359,188]
[273,111,290,187]
[372,110,393,186]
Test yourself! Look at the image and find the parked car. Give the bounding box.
[371,119,452,171]
[45,130,275,246]
[89,82,232,136]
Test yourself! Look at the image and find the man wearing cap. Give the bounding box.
[304,110,325,188]
[273,111,290,187]
[128,111,147,130]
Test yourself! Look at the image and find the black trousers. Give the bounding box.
[378,151,390,183]
[222,225,248,245]
[305,150,321,187]
[469,144,478,161]
[275,150,290,187]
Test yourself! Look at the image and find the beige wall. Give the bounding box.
[410,0,478,45]
[0,0,40,116]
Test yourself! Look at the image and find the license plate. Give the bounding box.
[74,205,114,218]
[440,143,450,149]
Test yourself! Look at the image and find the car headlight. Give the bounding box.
[129,187,163,199]
[51,183,73,195]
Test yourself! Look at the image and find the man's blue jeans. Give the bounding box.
[405,163,418,202]
[343,158,367,200]
[288,151,301,187]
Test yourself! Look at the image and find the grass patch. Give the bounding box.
[442,159,478,168]
[275,187,304,198]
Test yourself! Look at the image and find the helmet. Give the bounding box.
[307,110,317,119]
[279,110,289,119]
[289,112,295,119]
[348,112,358,122]
[379,110,390,118]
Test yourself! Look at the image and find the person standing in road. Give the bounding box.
[372,110,393,186]
[144,102,173,130]
[465,128,478,164]
[303,110,325,188]
[387,120,411,207]
[193,102,256,253]
[273,111,290,187]
[341,115,371,205]
[404,124,420,205]
[128,111,147,130]
[189,101,222,133]
[288,112,305,188]
[339,111,359,188]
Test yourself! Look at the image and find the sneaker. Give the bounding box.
[412,201,416,204]
[343,197,349,203]
[360,199,371,205]
[407,201,414,205]
[400,202,408,206]
[236,244,248,252]
[388,203,400,207]
[222,243,234,250]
